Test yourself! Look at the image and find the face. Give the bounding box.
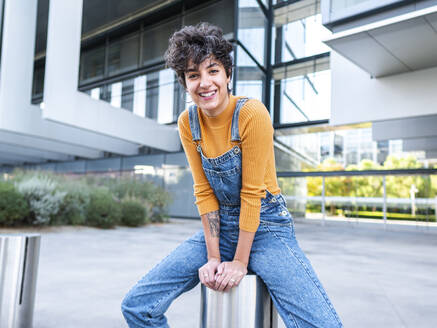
[185,57,231,117]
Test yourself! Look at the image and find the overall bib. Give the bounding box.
[122,98,343,328]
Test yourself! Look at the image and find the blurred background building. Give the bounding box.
[0,0,436,218]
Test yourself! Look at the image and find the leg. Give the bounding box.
[249,222,343,328]
[121,230,207,328]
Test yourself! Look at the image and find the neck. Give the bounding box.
[202,93,230,117]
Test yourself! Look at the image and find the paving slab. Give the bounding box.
[2,218,436,328]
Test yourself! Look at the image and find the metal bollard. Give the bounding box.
[200,274,278,328]
[0,234,41,328]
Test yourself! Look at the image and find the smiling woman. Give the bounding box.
[184,58,230,117]
[121,22,344,328]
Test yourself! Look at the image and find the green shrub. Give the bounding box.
[106,178,155,200]
[147,186,171,223]
[57,181,91,225]
[87,187,121,228]
[0,181,30,226]
[120,198,147,227]
[15,175,67,225]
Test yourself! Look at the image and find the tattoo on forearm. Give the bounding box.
[206,210,220,237]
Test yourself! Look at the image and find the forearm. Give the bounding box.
[200,210,221,261]
[233,229,255,266]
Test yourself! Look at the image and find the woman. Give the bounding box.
[122,23,343,328]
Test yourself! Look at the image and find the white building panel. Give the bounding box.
[329,51,437,126]
[42,0,180,152]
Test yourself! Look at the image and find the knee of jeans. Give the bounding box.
[121,292,134,318]
[121,286,158,322]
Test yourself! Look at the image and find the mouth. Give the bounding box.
[199,90,217,98]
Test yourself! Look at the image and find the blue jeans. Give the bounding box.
[121,193,343,328]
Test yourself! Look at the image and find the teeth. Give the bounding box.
[200,91,215,97]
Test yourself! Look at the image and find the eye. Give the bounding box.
[210,69,219,74]
[188,73,198,79]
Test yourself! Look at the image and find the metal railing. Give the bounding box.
[277,168,437,226]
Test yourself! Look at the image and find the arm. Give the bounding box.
[177,112,221,289]
[198,210,222,289]
[215,100,274,291]
[201,210,221,261]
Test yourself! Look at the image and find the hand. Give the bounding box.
[199,258,221,290]
[214,260,247,292]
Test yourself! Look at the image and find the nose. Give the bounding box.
[199,73,212,89]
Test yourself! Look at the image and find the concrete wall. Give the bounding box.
[329,51,437,126]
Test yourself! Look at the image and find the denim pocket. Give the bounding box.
[259,214,292,227]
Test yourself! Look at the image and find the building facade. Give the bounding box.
[0,0,436,217]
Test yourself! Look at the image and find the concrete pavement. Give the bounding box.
[2,217,437,327]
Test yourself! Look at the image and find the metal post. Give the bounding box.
[200,274,278,327]
[0,234,41,328]
[322,176,326,225]
[383,176,387,229]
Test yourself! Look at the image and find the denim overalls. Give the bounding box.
[122,98,343,328]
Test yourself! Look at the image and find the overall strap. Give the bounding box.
[230,97,249,142]
[188,104,201,142]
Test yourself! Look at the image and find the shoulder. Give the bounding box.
[177,109,192,138]
[238,98,271,126]
[177,108,189,126]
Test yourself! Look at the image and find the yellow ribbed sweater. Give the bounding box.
[177,95,281,232]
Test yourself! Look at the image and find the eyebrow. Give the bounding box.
[186,62,219,73]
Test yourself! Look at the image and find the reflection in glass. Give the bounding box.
[121,79,135,112]
[32,64,45,97]
[280,14,331,62]
[80,45,105,82]
[235,47,265,101]
[143,18,181,67]
[110,82,122,108]
[90,87,101,100]
[133,75,146,117]
[331,0,371,12]
[108,33,139,76]
[238,0,266,66]
[275,125,409,170]
[157,69,175,124]
[185,0,234,35]
[280,69,330,124]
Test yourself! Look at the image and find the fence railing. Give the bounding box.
[277,168,437,225]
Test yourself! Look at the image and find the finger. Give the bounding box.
[203,271,210,284]
[216,263,225,275]
[214,272,224,290]
[207,267,217,289]
[224,278,236,292]
[218,274,232,292]
[199,269,206,285]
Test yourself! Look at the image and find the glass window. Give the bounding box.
[280,69,331,124]
[82,0,160,35]
[235,46,265,102]
[106,79,135,112]
[276,13,331,63]
[142,18,181,67]
[80,45,105,83]
[32,63,45,97]
[146,71,159,120]
[185,0,235,35]
[331,0,372,12]
[238,0,266,66]
[133,75,146,117]
[157,69,175,124]
[121,79,135,112]
[110,82,122,108]
[108,33,139,76]
[90,87,101,100]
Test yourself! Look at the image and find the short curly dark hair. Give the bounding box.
[164,22,233,90]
